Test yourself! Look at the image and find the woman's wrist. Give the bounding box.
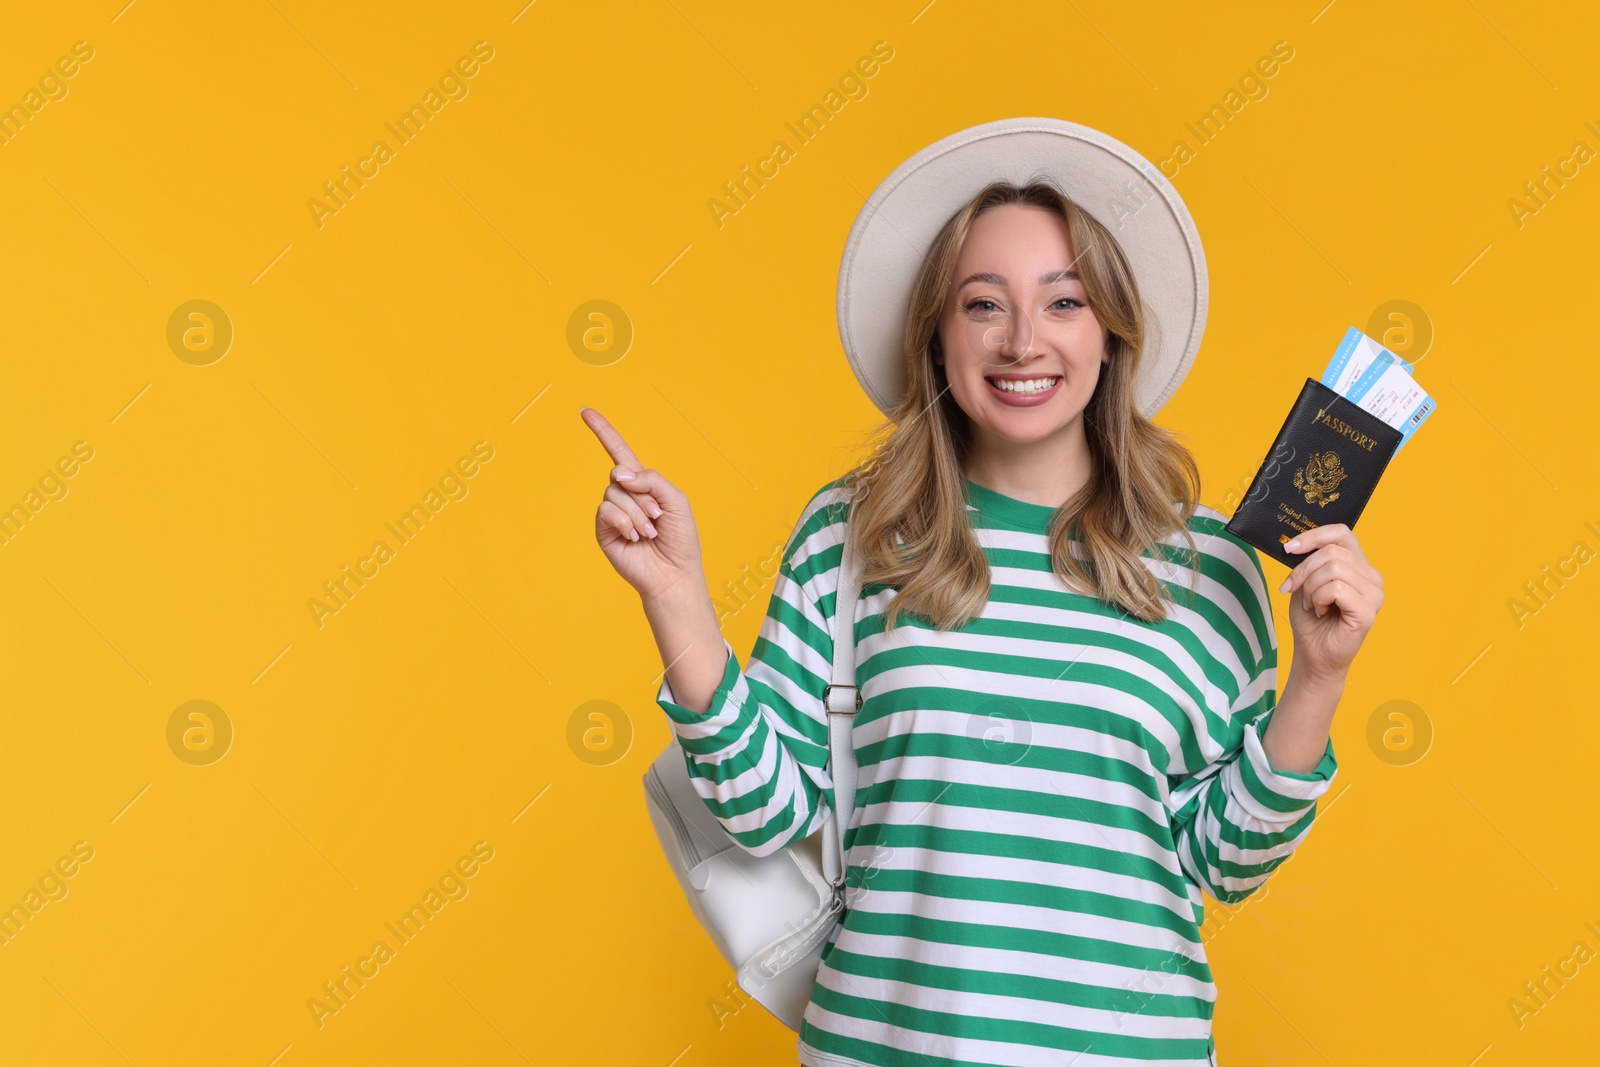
[640,567,710,618]
[1291,661,1350,693]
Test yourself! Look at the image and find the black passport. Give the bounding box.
[1224,377,1402,568]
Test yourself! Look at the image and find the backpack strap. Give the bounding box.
[820,503,863,896]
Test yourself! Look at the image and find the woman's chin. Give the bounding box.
[976,412,1085,446]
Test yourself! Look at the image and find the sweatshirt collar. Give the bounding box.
[963,478,1059,535]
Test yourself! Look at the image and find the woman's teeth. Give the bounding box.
[988,376,1060,395]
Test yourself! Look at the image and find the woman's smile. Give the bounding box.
[983,372,1063,406]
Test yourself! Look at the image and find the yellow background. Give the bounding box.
[1,1,1595,1063]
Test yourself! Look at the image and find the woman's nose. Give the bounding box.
[995,307,1037,361]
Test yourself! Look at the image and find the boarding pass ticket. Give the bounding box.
[1319,327,1436,451]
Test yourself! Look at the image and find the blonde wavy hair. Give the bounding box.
[837,178,1204,629]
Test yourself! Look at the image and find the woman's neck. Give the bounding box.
[964,420,1095,510]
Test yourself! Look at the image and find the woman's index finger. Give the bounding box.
[579,407,643,471]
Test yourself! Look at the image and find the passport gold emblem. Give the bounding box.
[1293,451,1347,506]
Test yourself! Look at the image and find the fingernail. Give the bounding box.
[628,528,639,542]
[1284,539,1300,552]
[1279,576,1292,593]
[616,468,635,481]
[643,499,662,518]
[643,520,658,537]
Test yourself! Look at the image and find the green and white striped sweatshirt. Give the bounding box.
[655,476,1338,1067]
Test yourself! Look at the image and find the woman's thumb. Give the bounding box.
[612,465,681,509]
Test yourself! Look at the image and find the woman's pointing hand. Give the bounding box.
[581,406,706,604]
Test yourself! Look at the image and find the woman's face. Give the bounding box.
[935,202,1110,446]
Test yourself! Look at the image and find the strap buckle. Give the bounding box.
[823,684,861,714]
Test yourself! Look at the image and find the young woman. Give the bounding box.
[585,126,1383,1067]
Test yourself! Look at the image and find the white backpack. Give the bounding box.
[641,518,864,1031]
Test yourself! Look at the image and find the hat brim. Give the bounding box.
[836,117,1208,421]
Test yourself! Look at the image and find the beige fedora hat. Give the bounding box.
[836,116,1208,420]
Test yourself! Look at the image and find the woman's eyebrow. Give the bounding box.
[957,268,1080,290]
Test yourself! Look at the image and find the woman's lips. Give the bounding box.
[984,375,1062,407]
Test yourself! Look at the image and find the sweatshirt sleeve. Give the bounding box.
[1167,527,1339,906]
[653,483,851,858]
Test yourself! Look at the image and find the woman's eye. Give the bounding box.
[964,296,1083,313]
